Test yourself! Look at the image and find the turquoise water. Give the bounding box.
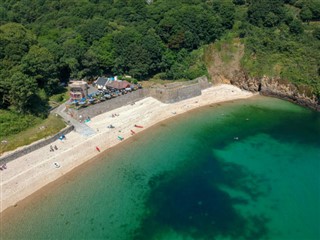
[1,96,319,240]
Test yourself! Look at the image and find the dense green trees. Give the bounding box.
[0,0,319,114]
[0,21,60,112]
[313,27,320,40]
[0,23,37,111]
[247,0,286,27]
[157,5,224,50]
[21,46,58,91]
[0,23,36,67]
[8,72,37,112]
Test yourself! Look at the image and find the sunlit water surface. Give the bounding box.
[1,96,319,240]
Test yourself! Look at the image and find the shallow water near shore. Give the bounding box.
[1,96,320,240]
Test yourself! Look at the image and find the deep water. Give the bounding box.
[1,96,319,240]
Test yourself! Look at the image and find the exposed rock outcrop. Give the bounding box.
[230,71,320,111]
[230,70,260,92]
[206,40,319,111]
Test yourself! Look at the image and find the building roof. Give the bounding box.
[106,80,131,89]
[95,77,108,86]
[69,81,88,88]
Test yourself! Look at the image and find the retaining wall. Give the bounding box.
[68,89,150,120]
[0,77,211,164]
[67,76,211,120]
[0,125,74,165]
[197,76,212,89]
[149,84,202,103]
[149,76,211,103]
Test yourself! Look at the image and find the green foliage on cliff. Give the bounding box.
[238,0,320,96]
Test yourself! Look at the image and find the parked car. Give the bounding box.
[104,94,112,99]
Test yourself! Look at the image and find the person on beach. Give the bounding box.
[96,146,101,152]
[59,135,66,141]
[50,145,54,152]
[54,145,58,150]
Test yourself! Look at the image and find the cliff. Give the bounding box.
[230,71,320,111]
[205,40,320,111]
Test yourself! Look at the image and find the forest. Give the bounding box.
[0,0,319,116]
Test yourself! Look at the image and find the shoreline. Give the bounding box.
[0,84,254,214]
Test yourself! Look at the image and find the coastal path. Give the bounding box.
[52,103,96,137]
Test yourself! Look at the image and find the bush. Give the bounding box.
[313,27,320,40]
[0,110,41,137]
[289,19,303,34]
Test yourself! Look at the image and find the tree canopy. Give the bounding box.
[0,0,319,114]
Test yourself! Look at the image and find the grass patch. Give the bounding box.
[49,88,69,103]
[49,87,70,108]
[0,113,66,155]
[0,110,42,137]
[141,78,173,88]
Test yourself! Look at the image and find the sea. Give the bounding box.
[1,96,319,240]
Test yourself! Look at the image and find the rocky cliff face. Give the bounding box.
[230,70,320,111]
[206,40,320,111]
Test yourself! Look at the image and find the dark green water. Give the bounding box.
[1,96,320,240]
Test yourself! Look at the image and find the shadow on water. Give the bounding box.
[133,102,320,240]
[133,150,270,240]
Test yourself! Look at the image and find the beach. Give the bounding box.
[0,84,254,214]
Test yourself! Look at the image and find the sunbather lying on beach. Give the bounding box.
[0,163,7,170]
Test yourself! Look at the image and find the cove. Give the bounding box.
[1,96,319,240]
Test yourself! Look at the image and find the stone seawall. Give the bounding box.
[149,76,211,103]
[197,76,212,90]
[0,77,210,163]
[0,126,74,165]
[68,76,211,120]
[68,89,150,120]
[150,84,202,103]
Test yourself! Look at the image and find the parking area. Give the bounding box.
[68,83,141,108]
